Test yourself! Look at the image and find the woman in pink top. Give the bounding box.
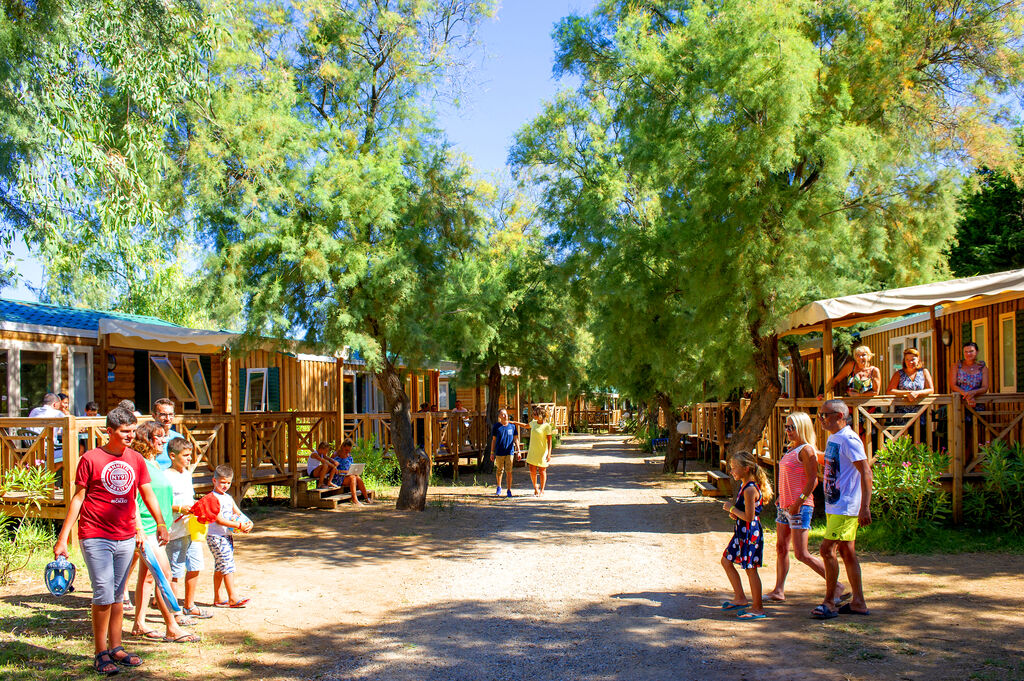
[765,412,847,604]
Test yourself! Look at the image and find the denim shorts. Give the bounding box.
[166,536,205,578]
[79,537,136,605]
[775,504,813,530]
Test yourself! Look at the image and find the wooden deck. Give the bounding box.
[689,393,1024,522]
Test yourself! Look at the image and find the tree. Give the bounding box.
[182,0,495,511]
[450,181,590,469]
[0,1,217,317]
[515,0,1024,458]
[948,135,1024,277]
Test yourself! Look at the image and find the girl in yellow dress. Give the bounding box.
[513,406,555,496]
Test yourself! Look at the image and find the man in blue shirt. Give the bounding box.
[490,409,520,498]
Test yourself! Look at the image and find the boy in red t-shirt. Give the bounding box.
[54,407,169,674]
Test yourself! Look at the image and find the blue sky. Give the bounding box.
[6,0,599,303]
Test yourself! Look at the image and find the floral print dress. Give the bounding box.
[723,481,763,569]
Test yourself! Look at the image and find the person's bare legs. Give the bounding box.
[132,561,155,635]
[213,570,225,604]
[504,468,513,494]
[792,528,845,602]
[528,464,540,495]
[345,474,364,505]
[91,603,113,654]
[766,522,791,600]
[222,572,240,603]
[819,539,840,613]
[538,466,547,494]
[720,555,748,606]
[837,541,868,612]
[744,567,764,615]
[182,570,200,611]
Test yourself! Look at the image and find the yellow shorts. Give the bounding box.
[824,514,859,542]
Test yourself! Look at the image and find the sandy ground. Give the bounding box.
[3,434,1023,680]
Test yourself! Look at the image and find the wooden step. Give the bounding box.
[707,469,730,480]
[696,481,725,497]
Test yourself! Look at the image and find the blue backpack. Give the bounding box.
[45,556,76,597]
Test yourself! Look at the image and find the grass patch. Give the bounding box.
[805,521,1024,554]
[970,658,1024,680]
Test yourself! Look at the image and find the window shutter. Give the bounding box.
[1016,310,1024,391]
[238,368,247,411]
[268,367,281,411]
[134,351,149,410]
[198,355,213,411]
[961,322,972,347]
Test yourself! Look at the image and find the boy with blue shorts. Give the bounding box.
[163,438,212,619]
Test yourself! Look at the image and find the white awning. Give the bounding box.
[99,319,238,354]
[780,268,1024,335]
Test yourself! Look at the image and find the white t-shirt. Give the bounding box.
[205,491,235,537]
[823,426,868,516]
[163,468,195,540]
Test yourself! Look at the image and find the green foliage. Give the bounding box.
[871,437,950,537]
[0,467,58,584]
[351,438,402,489]
[623,414,663,453]
[963,440,1024,534]
[0,1,220,320]
[512,0,1024,408]
[948,133,1024,277]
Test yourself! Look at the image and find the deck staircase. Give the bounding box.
[295,477,371,509]
[696,469,733,497]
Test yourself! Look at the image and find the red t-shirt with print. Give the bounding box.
[75,447,151,541]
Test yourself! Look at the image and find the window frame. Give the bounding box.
[244,368,268,412]
[972,318,988,364]
[149,354,197,406]
[182,355,214,409]
[998,312,1016,393]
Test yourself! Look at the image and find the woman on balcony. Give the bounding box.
[887,348,934,414]
[819,345,882,399]
[951,342,989,409]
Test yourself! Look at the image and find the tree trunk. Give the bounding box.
[657,392,682,473]
[783,338,814,398]
[728,328,782,460]
[477,362,502,473]
[376,361,430,511]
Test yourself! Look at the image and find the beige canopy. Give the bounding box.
[780,268,1024,335]
[98,319,238,354]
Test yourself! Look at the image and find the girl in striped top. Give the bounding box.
[765,412,847,605]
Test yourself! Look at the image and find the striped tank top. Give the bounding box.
[779,443,815,509]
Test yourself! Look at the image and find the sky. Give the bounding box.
[5,0,600,304]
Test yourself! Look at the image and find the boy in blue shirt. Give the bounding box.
[490,409,520,497]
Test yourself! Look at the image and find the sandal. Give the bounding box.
[182,606,213,619]
[175,614,198,627]
[212,601,230,608]
[811,604,838,620]
[229,598,250,608]
[130,629,163,640]
[108,646,142,667]
[163,632,202,643]
[93,650,120,675]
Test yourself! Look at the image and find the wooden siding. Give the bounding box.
[238,350,339,412]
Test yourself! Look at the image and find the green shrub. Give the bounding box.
[0,466,58,584]
[964,440,1024,534]
[871,437,950,537]
[351,437,401,488]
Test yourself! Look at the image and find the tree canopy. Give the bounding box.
[513,0,1024,451]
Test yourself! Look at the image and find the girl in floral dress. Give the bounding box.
[720,451,774,620]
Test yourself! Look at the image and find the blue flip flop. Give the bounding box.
[721,601,748,611]
[811,604,839,619]
[737,612,767,620]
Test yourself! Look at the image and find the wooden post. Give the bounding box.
[99,335,110,412]
[515,379,521,421]
[288,413,299,508]
[63,415,79,545]
[822,320,835,399]
[951,396,964,524]
[229,358,243,500]
[930,307,944,392]
[336,358,345,445]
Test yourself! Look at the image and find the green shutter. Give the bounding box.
[268,367,281,412]
[962,321,972,347]
[133,351,149,410]
[1016,310,1024,391]
[238,368,247,411]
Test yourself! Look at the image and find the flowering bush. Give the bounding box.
[871,437,950,537]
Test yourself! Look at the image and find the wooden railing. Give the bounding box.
[570,409,622,431]
[689,393,1024,523]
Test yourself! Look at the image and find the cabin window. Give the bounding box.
[182,355,213,409]
[439,381,450,410]
[999,313,1016,393]
[69,348,93,415]
[889,339,905,373]
[244,368,268,412]
[150,355,196,405]
[972,319,988,364]
[20,349,58,416]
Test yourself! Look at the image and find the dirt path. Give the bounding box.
[4,434,1023,680]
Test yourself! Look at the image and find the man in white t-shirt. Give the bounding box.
[812,399,873,619]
